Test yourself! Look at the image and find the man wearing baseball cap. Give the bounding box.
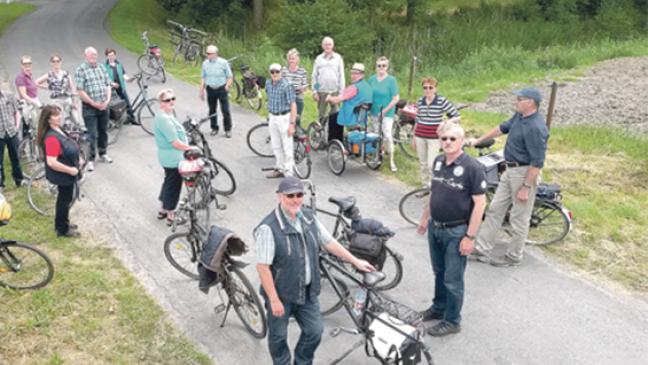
[255,176,374,364]
[265,63,297,178]
[326,62,373,142]
[468,87,549,267]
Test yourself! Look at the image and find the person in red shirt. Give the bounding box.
[36,105,82,237]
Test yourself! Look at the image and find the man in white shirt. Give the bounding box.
[311,37,344,119]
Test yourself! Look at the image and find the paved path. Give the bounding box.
[2,1,647,364]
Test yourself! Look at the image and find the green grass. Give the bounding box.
[0,3,34,35]
[107,0,648,293]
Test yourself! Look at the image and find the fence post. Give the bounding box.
[546,81,558,129]
[408,56,417,99]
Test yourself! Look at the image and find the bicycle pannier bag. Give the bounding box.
[367,313,422,364]
[109,98,127,121]
[349,232,386,269]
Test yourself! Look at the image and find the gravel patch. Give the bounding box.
[469,56,648,134]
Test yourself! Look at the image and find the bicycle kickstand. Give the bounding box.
[216,301,233,328]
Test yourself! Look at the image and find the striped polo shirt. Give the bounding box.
[414,95,459,139]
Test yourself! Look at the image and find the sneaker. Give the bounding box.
[99,154,113,163]
[420,309,444,322]
[210,129,219,136]
[86,161,95,172]
[225,131,232,138]
[57,229,81,238]
[490,254,522,268]
[427,321,461,337]
[390,163,397,172]
[468,249,491,264]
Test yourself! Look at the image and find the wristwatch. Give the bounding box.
[464,233,476,240]
[522,182,532,188]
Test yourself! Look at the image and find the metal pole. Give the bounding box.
[408,56,417,99]
[546,81,558,129]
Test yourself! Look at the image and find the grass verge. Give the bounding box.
[107,0,648,293]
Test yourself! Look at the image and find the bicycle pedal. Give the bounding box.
[330,328,342,337]
[216,203,227,210]
[213,304,226,314]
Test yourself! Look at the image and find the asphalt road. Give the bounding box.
[2,1,647,364]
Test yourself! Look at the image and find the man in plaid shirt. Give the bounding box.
[265,63,297,178]
[75,46,113,171]
[0,83,25,190]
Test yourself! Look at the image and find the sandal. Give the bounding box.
[265,170,285,179]
[166,215,187,227]
[157,211,168,220]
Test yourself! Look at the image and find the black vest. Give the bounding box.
[255,206,321,305]
[44,129,80,186]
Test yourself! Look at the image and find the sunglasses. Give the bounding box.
[22,62,33,66]
[51,59,61,63]
[284,192,304,199]
[161,97,176,103]
[206,52,216,55]
[440,136,458,142]
[423,86,435,90]
[270,70,281,74]
[376,64,388,68]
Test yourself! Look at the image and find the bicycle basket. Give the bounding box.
[399,103,418,123]
[536,183,561,201]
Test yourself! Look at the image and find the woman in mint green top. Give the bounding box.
[368,56,400,172]
[152,88,195,225]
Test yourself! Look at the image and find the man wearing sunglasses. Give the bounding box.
[467,87,549,267]
[265,63,297,178]
[255,176,374,365]
[416,121,487,337]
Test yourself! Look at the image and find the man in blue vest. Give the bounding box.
[255,176,374,365]
[326,63,373,142]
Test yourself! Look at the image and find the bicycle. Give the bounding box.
[301,181,403,307]
[182,113,237,196]
[127,72,164,136]
[137,31,166,83]
[305,114,329,152]
[107,93,129,145]
[163,196,267,338]
[167,20,207,67]
[326,104,384,175]
[319,253,434,364]
[392,100,417,159]
[233,64,264,110]
[18,104,41,179]
[246,121,312,179]
[398,139,573,245]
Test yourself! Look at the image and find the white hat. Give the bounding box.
[269,63,282,72]
[351,63,365,72]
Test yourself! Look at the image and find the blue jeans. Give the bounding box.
[427,222,468,326]
[82,104,109,161]
[206,85,232,131]
[0,134,24,187]
[266,294,323,365]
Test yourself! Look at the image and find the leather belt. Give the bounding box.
[270,111,290,116]
[505,161,529,168]
[431,219,467,229]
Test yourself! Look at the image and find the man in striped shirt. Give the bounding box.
[415,77,460,186]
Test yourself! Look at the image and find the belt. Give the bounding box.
[505,161,529,168]
[270,111,290,116]
[207,84,226,90]
[431,219,467,229]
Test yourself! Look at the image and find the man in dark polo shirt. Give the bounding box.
[468,87,549,267]
[417,121,487,337]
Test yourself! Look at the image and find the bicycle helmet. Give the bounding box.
[0,194,12,225]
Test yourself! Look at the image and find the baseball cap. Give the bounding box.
[351,63,365,73]
[513,87,542,105]
[269,63,282,72]
[276,176,304,194]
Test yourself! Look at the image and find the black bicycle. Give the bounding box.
[320,254,435,364]
[167,20,207,66]
[398,139,572,245]
[137,31,166,83]
[246,121,312,179]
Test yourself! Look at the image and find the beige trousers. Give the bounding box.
[415,136,440,186]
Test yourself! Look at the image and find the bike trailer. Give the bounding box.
[347,131,380,154]
[367,313,423,364]
[198,225,247,293]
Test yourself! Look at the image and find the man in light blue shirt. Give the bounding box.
[199,45,233,137]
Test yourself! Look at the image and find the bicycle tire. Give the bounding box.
[137,54,157,76]
[18,137,40,179]
[393,121,416,159]
[526,200,571,245]
[374,247,403,291]
[27,168,55,216]
[320,272,350,316]
[246,123,274,158]
[137,98,161,135]
[193,178,211,236]
[293,139,312,179]
[232,80,241,102]
[226,266,268,339]
[107,115,124,146]
[365,139,383,170]
[246,89,263,111]
[327,139,346,175]
[306,120,325,151]
[209,158,236,196]
[0,242,54,290]
[187,43,201,66]
[158,63,167,83]
[163,232,200,279]
[399,188,430,226]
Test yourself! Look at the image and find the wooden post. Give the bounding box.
[408,56,417,99]
[546,81,558,129]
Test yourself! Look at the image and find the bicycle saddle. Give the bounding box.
[474,138,495,149]
[328,196,356,212]
[363,271,386,287]
[353,103,372,113]
[396,99,408,109]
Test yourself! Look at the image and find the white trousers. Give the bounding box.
[371,116,395,166]
[415,136,440,186]
[268,113,294,175]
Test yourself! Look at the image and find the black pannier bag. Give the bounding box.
[109,98,127,121]
[348,232,387,270]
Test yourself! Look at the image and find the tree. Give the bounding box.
[252,0,263,30]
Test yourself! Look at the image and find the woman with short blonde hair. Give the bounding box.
[281,48,308,126]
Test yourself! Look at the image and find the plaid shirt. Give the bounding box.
[75,61,111,103]
[265,78,295,114]
[0,91,19,138]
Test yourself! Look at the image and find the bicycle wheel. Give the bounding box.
[399,188,430,226]
[293,139,312,179]
[107,116,124,146]
[18,138,40,179]
[526,200,571,245]
[320,272,350,316]
[226,266,268,338]
[27,168,57,216]
[137,54,157,76]
[246,89,263,111]
[192,179,211,235]
[209,158,236,196]
[246,123,273,158]
[374,247,403,291]
[365,140,383,170]
[163,232,200,279]
[232,80,241,102]
[306,121,325,151]
[394,121,416,159]
[0,242,54,290]
[137,98,161,135]
[158,63,167,83]
[326,139,346,175]
[187,43,202,66]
